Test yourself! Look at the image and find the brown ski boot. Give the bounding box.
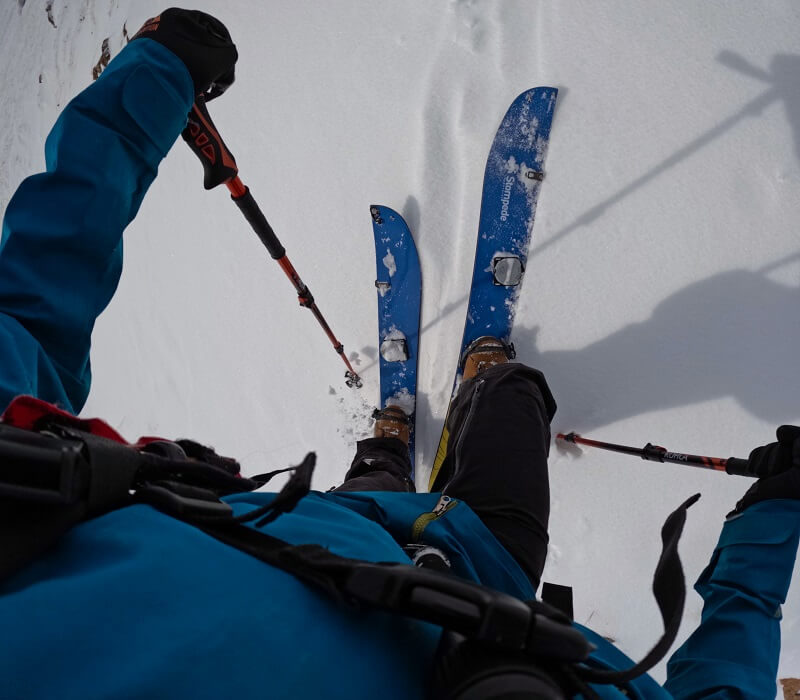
[461,336,515,381]
[372,406,411,445]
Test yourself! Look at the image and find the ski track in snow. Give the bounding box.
[414,0,528,479]
[2,2,800,692]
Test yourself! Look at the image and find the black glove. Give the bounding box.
[728,425,800,516]
[133,8,238,99]
[743,425,800,478]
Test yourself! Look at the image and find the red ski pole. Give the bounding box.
[556,432,754,477]
[181,97,362,388]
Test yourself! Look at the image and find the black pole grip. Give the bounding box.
[231,187,286,259]
[725,457,754,477]
[182,97,239,189]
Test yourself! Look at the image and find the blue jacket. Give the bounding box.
[1,39,798,699]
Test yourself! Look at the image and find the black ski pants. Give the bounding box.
[335,363,557,590]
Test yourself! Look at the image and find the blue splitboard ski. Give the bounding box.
[371,205,422,473]
[429,87,558,489]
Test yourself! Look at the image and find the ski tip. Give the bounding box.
[370,205,384,225]
[515,86,559,106]
[521,86,558,95]
[370,204,403,223]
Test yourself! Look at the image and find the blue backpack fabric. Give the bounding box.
[1,37,798,699]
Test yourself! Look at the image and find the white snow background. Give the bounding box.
[1,0,799,691]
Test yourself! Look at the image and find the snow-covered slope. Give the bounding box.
[2,0,799,689]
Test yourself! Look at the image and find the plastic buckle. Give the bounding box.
[345,561,532,650]
[0,425,85,504]
[346,561,595,662]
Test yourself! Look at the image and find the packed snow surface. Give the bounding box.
[1,0,799,690]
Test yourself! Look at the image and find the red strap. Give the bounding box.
[0,395,168,447]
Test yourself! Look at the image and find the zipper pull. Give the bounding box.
[432,495,452,516]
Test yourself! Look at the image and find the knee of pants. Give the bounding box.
[450,365,556,443]
[475,363,557,423]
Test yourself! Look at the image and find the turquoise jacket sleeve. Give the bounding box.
[665,499,800,699]
[0,39,193,414]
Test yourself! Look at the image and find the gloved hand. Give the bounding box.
[743,425,800,478]
[728,425,800,517]
[133,8,238,99]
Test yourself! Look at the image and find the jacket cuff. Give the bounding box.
[702,500,800,606]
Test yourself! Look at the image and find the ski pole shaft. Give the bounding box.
[556,432,753,477]
[227,177,362,384]
[181,98,362,388]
